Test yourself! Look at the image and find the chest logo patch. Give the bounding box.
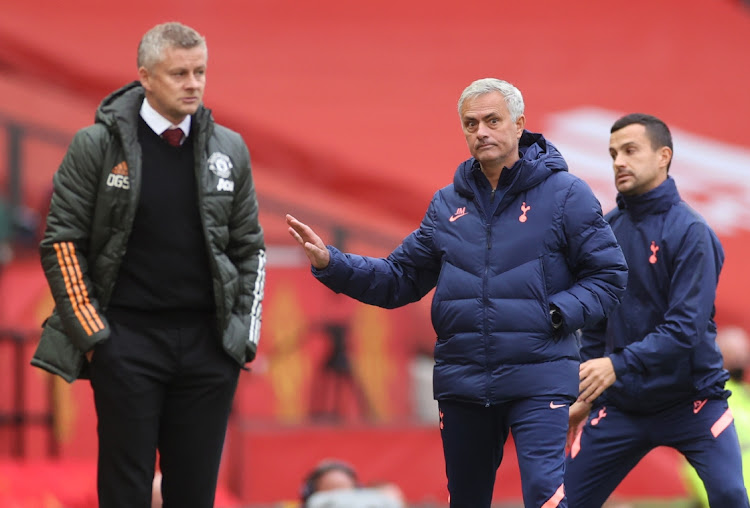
[449,207,468,222]
[519,202,531,223]
[207,152,233,179]
[649,241,660,264]
[106,161,130,189]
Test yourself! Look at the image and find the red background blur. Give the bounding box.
[1,0,749,505]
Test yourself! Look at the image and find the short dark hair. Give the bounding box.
[611,113,673,170]
[299,459,359,503]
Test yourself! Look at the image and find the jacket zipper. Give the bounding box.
[483,190,495,406]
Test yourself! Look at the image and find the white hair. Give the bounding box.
[457,78,524,121]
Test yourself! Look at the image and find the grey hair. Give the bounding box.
[457,78,525,121]
[137,22,207,70]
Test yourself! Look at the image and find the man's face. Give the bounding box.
[460,91,525,169]
[139,45,206,125]
[608,123,670,196]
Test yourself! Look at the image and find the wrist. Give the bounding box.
[549,304,563,330]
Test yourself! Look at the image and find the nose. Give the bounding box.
[186,72,203,90]
[476,121,490,139]
[613,152,627,168]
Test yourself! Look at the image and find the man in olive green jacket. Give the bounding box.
[32,22,265,508]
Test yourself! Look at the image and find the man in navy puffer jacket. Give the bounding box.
[287,78,627,508]
[565,113,749,507]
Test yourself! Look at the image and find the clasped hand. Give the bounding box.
[578,357,616,404]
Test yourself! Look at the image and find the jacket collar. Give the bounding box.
[454,130,567,199]
[616,176,681,219]
[470,156,523,190]
[95,81,211,138]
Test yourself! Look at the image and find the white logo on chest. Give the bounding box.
[208,152,235,192]
[217,178,235,192]
[207,152,233,178]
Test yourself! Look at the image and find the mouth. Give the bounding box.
[615,172,633,184]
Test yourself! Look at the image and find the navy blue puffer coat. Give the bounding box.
[314,131,627,405]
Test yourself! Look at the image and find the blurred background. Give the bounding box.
[1,0,749,506]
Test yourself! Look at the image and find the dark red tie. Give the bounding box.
[161,128,183,147]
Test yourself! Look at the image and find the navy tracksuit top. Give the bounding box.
[583,176,729,413]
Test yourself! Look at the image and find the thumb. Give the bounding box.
[304,242,329,269]
[303,241,322,262]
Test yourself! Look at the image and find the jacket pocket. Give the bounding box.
[222,313,253,365]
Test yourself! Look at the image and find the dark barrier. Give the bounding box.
[0,328,57,457]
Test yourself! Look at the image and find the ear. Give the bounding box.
[659,146,672,172]
[138,66,151,91]
[515,114,526,138]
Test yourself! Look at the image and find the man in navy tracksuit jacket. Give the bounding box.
[287,78,627,508]
[565,113,749,507]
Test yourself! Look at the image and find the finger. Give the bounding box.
[578,382,598,403]
[578,374,594,393]
[287,226,303,244]
[289,220,317,242]
[288,221,307,238]
[582,382,605,403]
[583,387,602,404]
[578,387,591,403]
[579,362,594,379]
[286,214,310,235]
[301,229,323,249]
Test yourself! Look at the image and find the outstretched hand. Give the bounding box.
[286,214,330,269]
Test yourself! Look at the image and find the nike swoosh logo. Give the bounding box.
[449,212,468,222]
[694,399,708,414]
[549,402,566,409]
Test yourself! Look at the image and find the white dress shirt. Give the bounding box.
[140,98,191,142]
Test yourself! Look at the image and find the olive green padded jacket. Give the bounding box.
[32,81,266,382]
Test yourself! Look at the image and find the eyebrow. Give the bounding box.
[463,112,500,122]
[611,140,638,151]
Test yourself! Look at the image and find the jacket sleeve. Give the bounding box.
[312,196,441,308]
[609,222,721,377]
[580,318,607,362]
[227,141,266,361]
[548,179,628,334]
[39,126,110,353]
